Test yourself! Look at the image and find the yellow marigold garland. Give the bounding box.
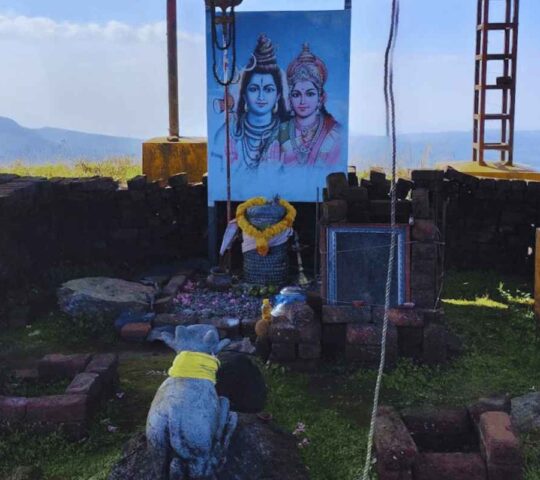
[236,197,296,256]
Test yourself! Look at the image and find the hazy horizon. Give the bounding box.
[0,0,539,139]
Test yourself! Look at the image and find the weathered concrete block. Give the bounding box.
[326,172,349,200]
[344,186,368,204]
[374,406,418,471]
[402,407,471,437]
[376,465,413,480]
[127,175,147,191]
[486,462,523,480]
[423,324,448,365]
[413,453,486,480]
[412,219,437,241]
[38,353,92,379]
[397,327,424,359]
[65,373,103,412]
[322,305,371,324]
[241,317,257,337]
[321,200,347,223]
[412,188,431,219]
[298,343,321,360]
[479,411,521,466]
[298,322,321,343]
[270,343,296,362]
[26,394,88,423]
[346,323,397,346]
[168,172,189,188]
[85,353,118,396]
[269,322,300,344]
[388,308,424,327]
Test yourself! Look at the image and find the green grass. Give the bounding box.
[1,270,540,479]
[0,157,142,184]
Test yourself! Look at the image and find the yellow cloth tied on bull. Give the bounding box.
[168,351,220,384]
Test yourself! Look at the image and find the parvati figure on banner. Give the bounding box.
[279,44,341,167]
[211,34,288,171]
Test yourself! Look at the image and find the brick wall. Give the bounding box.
[0,174,207,290]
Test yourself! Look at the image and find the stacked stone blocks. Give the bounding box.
[374,397,523,480]
[0,353,118,438]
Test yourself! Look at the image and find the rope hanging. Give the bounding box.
[360,0,400,479]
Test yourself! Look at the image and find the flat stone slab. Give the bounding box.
[511,392,540,433]
[58,277,155,320]
[108,413,310,480]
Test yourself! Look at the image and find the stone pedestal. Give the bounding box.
[142,137,207,184]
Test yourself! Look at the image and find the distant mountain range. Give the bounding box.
[0,116,539,170]
[349,130,540,171]
[0,116,142,163]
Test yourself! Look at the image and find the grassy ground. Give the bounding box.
[1,270,540,479]
[0,157,141,184]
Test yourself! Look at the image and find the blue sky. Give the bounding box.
[0,0,538,138]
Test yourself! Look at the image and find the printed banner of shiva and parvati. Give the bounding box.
[206,9,351,203]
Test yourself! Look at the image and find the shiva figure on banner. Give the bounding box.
[211,34,288,172]
[279,44,341,167]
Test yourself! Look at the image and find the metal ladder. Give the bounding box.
[473,0,520,166]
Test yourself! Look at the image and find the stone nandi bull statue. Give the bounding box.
[146,325,238,479]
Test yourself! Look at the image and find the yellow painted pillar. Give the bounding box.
[142,137,208,184]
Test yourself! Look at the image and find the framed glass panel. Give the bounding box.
[326,224,410,306]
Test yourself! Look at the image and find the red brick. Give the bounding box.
[468,395,511,425]
[269,342,296,362]
[26,394,88,423]
[487,462,523,480]
[0,396,27,423]
[402,407,473,452]
[388,308,424,327]
[376,464,412,480]
[298,343,321,360]
[65,373,102,402]
[322,305,372,324]
[85,353,118,396]
[423,324,448,365]
[321,199,347,223]
[412,219,437,241]
[479,412,521,466]
[346,323,397,346]
[413,453,486,480]
[38,353,92,379]
[298,322,321,343]
[239,317,255,337]
[85,353,118,376]
[374,406,418,470]
[269,322,299,344]
[120,322,152,341]
[402,407,471,437]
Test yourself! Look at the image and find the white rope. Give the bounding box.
[360,0,400,478]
